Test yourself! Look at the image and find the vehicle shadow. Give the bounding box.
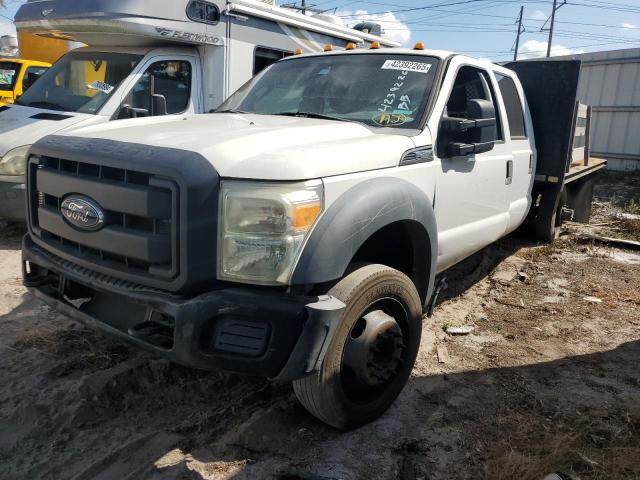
[152,340,640,480]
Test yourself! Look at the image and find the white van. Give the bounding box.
[0,0,397,219]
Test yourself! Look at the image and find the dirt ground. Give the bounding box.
[1,171,639,480]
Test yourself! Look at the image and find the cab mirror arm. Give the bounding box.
[120,104,150,119]
[438,98,497,158]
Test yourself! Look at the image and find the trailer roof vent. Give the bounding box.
[353,22,383,36]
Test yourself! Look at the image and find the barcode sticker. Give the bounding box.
[87,80,115,94]
[381,60,432,74]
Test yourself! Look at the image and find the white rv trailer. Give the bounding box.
[0,0,398,220]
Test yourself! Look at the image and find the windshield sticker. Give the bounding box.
[0,69,16,85]
[372,112,408,127]
[86,80,115,95]
[382,60,432,74]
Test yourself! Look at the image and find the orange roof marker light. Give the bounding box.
[323,44,333,52]
[294,48,303,55]
[370,41,380,49]
[345,42,357,50]
[414,41,425,50]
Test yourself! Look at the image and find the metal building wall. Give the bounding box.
[560,48,640,171]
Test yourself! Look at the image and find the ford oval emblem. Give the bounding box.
[60,196,105,231]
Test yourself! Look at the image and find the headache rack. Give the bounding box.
[28,155,179,284]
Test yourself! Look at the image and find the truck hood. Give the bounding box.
[59,113,417,180]
[0,104,92,157]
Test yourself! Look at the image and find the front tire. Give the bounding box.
[293,264,423,429]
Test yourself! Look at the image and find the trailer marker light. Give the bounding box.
[294,48,303,55]
[414,42,425,50]
[323,44,333,52]
[370,41,380,49]
[346,42,356,50]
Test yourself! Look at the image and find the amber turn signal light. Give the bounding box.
[323,44,333,52]
[370,41,380,49]
[414,41,425,50]
[345,42,356,50]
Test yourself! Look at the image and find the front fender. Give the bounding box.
[291,177,438,303]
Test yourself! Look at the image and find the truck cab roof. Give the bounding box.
[288,47,498,68]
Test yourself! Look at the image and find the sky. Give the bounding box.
[1,0,639,61]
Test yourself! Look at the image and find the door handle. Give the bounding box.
[506,160,513,185]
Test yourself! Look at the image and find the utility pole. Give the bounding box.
[514,6,524,61]
[301,0,306,14]
[546,0,557,57]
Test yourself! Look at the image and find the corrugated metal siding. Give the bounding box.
[568,48,640,171]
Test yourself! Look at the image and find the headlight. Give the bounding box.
[0,145,32,176]
[218,180,323,285]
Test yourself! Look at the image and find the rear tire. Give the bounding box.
[535,186,567,242]
[293,264,422,430]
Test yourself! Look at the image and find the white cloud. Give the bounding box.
[334,9,412,46]
[621,23,637,29]
[529,10,548,21]
[518,39,584,59]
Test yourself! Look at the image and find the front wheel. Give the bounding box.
[293,264,423,429]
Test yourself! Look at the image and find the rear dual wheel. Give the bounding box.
[293,264,422,430]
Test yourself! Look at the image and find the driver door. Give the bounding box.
[428,60,512,271]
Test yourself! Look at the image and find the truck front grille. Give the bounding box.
[29,156,179,282]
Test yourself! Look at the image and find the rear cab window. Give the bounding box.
[495,73,527,139]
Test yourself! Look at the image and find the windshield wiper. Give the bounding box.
[214,109,250,114]
[272,111,350,123]
[19,100,66,111]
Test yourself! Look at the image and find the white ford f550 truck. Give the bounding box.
[22,47,605,429]
[0,0,395,220]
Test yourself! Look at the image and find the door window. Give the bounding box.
[445,66,502,141]
[495,73,526,139]
[22,66,49,91]
[121,60,191,118]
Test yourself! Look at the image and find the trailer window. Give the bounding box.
[446,66,502,141]
[120,60,192,117]
[254,47,291,75]
[495,73,526,139]
[187,0,219,24]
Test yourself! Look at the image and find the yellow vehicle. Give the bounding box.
[0,58,50,106]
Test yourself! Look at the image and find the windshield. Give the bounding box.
[16,51,142,114]
[0,62,21,91]
[217,54,439,129]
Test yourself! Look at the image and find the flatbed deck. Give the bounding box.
[566,157,607,184]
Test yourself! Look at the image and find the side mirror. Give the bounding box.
[151,94,168,116]
[439,98,497,158]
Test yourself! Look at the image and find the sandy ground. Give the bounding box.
[1,172,639,480]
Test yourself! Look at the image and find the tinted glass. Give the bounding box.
[187,0,219,23]
[17,52,142,114]
[495,73,526,138]
[219,54,439,129]
[0,62,21,91]
[254,47,291,75]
